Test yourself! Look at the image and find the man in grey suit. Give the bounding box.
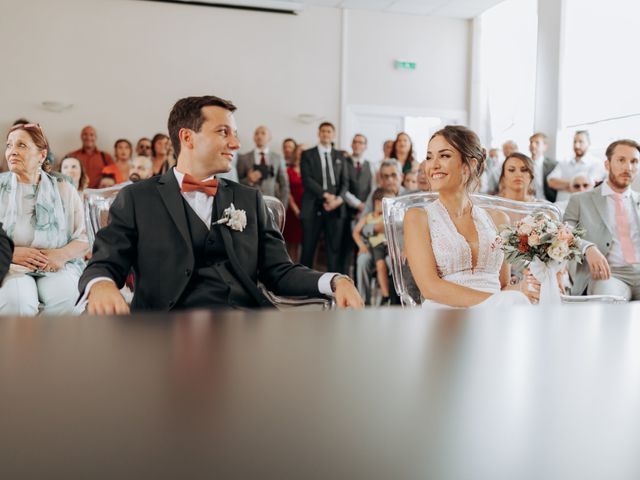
[237,125,289,206]
[563,139,640,299]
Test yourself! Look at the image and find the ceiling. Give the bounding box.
[292,0,508,18]
[166,0,509,19]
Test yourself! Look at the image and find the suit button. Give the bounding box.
[185,268,191,276]
[168,300,175,308]
[606,243,610,247]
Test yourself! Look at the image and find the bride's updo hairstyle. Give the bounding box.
[429,125,486,192]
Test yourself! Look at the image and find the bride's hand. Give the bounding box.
[518,269,540,304]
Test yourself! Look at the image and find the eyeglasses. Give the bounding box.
[572,183,590,189]
[9,123,43,133]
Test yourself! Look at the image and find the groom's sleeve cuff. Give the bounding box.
[318,273,336,296]
[78,277,116,306]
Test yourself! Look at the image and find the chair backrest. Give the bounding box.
[382,192,562,307]
[83,183,130,247]
[263,195,286,233]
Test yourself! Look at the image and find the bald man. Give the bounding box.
[236,125,289,206]
[66,125,114,188]
[129,156,153,182]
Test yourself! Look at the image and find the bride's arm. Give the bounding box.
[404,208,492,307]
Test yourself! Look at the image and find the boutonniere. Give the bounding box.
[214,203,247,232]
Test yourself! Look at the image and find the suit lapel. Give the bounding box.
[157,169,192,249]
[591,186,614,236]
[214,179,272,307]
[630,190,640,230]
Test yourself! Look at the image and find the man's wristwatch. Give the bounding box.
[330,274,354,293]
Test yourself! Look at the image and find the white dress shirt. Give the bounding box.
[601,181,640,267]
[253,147,270,165]
[548,153,606,202]
[80,168,337,304]
[317,145,336,189]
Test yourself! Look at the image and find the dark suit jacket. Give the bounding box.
[0,223,14,282]
[300,147,348,220]
[543,157,559,203]
[79,170,323,311]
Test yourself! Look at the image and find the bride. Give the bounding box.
[404,125,536,308]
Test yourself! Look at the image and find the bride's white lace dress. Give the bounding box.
[421,200,529,308]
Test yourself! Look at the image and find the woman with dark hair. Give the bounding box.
[0,123,88,315]
[100,139,132,184]
[150,133,171,176]
[404,125,536,308]
[390,132,416,175]
[282,138,297,167]
[59,156,89,193]
[283,142,305,262]
[497,152,536,202]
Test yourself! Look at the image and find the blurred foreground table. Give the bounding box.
[1,305,640,479]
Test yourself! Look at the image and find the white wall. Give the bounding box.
[0,0,470,158]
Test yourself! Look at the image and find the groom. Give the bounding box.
[80,95,363,314]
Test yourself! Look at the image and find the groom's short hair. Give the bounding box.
[168,95,236,157]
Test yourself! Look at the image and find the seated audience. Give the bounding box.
[97,173,117,189]
[100,139,132,184]
[0,224,14,283]
[66,125,114,188]
[479,147,502,194]
[353,188,395,305]
[529,132,558,202]
[497,152,536,203]
[59,156,89,193]
[547,130,606,203]
[564,139,640,300]
[0,123,88,315]
[555,173,595,214]
[135,137,152,157]
[390,132,416,176]
[150,133,171,176]
[402,170,418,191]
[129,156,153,182]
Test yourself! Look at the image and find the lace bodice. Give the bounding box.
[425,200,504,293]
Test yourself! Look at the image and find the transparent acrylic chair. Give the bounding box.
[84,188,332,310]
[382,192,627,307]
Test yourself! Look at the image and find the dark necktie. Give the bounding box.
[181,174,218,196]
[260,152,266,166]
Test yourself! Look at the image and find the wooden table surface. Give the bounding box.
[1,305,640,479]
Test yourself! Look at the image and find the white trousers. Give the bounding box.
[0,269,80,316]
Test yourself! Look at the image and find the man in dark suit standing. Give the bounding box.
[299,122,349,273]
[80,96,362,314]
[529,132,558,202]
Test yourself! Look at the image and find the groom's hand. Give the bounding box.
[585,245,611,280]
[87,281,130,315]
[334,277,364,309]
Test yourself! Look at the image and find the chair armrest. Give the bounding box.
[560,294,627,304]
[260,286,335,311]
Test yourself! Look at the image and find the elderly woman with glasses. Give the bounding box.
[0,123,89,315]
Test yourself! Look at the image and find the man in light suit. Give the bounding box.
[563,139,640,299]
[80,96,362,314]
[300,122,349,273]
[236,126,289,206]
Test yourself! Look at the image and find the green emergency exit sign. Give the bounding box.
[395,60,416,70]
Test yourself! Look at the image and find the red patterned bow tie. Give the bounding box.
[181,174,218,196]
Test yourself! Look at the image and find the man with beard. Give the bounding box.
[564,139,640,299]
[129,156,153,182]
[548,130,606,202]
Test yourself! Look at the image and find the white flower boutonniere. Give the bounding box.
[214,203,247,232]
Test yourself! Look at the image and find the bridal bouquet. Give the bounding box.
[498,211,585,304]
